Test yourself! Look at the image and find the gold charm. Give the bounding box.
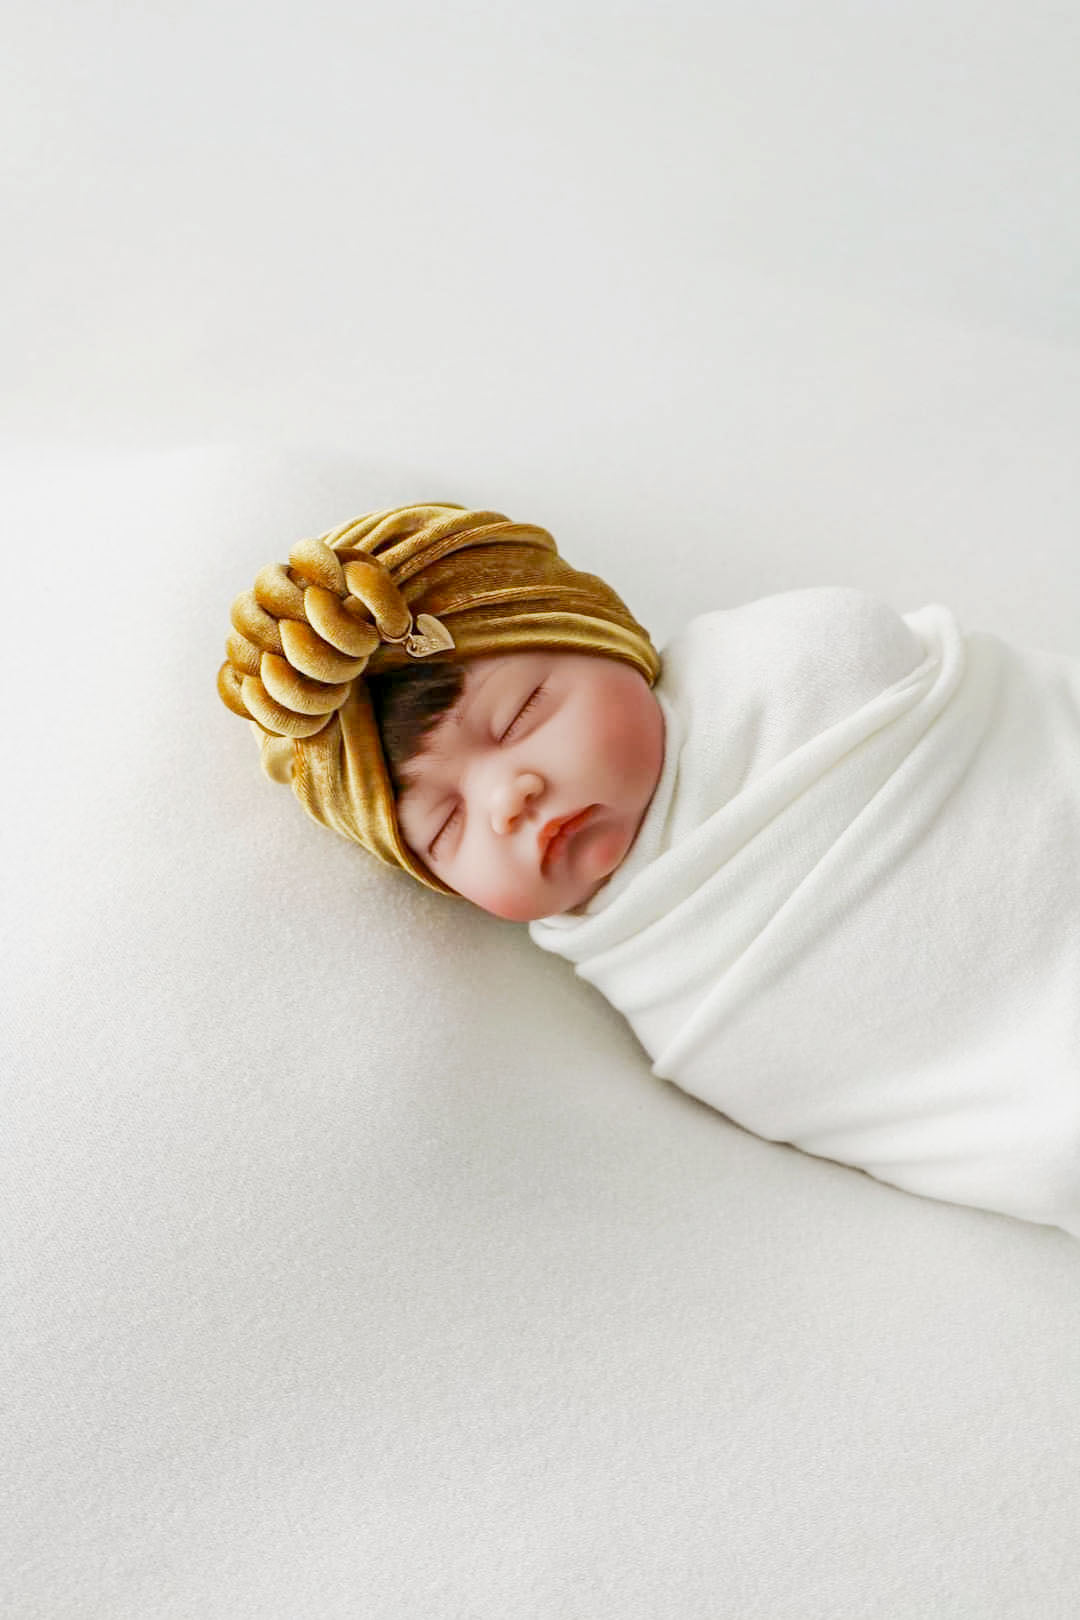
[404,613,456,658]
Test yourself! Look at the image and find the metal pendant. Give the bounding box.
[404,613,456,658]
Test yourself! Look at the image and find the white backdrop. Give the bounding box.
[3,5,1080,1618]
[4,3,1078,632]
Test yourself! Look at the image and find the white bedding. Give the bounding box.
[6,3,1080,1611]
[531,587,1080,1235]
[3,442,1080,1620]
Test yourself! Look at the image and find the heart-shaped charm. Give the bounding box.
[404,612,456,658]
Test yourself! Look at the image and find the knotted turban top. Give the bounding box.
[217,503,661,897]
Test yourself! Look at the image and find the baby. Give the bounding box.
[219,502,1080,1240]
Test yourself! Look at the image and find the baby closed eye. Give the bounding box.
[500,681,547,742]
[430,682,549,855]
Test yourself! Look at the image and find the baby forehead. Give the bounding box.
[464,649,540,679]
[463,647,613,682]
[448,650,540,707]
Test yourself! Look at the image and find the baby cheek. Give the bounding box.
[587,819,626,869]
[599,691,660,782]
[472,874,542,923]
[590,707,643,780]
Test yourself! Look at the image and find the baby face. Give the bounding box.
[394,649,665,922]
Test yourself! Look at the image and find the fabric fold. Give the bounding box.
[529,586,1080,1236]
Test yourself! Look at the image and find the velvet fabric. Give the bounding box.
[217,503,661,895]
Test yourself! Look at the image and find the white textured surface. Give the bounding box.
[531,589,1080,1235]
[4,2,1080,1615]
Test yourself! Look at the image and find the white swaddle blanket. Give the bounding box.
[528,588,1080,1236]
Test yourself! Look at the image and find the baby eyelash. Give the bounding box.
[431,804,462,854]
[500,680,547,742]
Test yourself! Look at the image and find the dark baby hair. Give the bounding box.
[367,661,467,799]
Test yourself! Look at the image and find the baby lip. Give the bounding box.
[539,806,593,869]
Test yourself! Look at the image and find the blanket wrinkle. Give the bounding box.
[528,587,1080,1237]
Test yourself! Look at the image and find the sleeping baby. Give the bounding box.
[218,502,1080,1240]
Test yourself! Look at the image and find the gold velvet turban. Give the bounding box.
[217,502,661,898]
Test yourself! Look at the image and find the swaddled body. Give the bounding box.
[529,587,1080,1237]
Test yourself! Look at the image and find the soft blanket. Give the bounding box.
[528,588,1080,1236]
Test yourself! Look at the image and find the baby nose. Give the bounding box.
[491,771,544,834]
